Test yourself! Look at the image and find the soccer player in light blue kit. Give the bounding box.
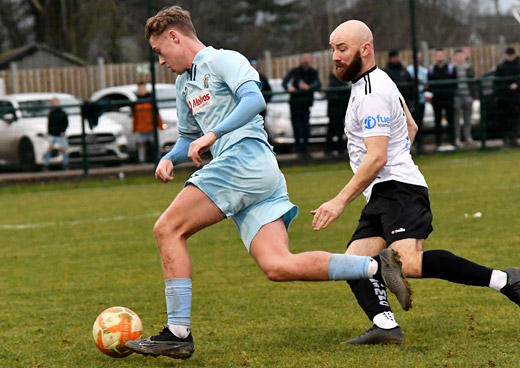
[125,6,411,360]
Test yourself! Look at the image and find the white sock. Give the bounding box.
[489,270,508,291]
[367,258,378,278]
[373,311,398,330]
[168,324,191,339]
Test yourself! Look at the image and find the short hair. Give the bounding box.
[506,47,516,55]
[435,48,444,52]
[145,5,197,39]
[388,49,399,58]
[454,48,464,54]
[137,81,146,86]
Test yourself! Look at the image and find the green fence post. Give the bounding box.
[80,110,89,177]
[478,79,487,151]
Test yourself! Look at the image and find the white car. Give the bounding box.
[89,83,179,159]
[264,79,329,151]
[0,93,129,170]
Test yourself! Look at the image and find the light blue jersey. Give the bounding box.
[176,46,269,157]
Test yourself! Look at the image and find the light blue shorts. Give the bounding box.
[186,138,298,252]
[48,135,68,148]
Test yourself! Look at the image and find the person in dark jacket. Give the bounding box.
[428,48,457,149]
[44,97,69,169]
[250,59,272,120]
[282,53,321,157]
[383,50,413,105]
[495,47,520,147]
[326,72,349,155]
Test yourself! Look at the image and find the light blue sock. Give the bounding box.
[165,278,192,326]
[328,254,371,280]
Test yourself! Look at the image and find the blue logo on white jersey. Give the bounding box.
[364,116,377,129]
[364,115,390,129]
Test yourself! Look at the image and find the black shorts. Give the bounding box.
[348,180,433,247]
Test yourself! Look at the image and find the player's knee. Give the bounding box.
[260,261,291,282]
[153,216,185,244]
[399,252,422,277]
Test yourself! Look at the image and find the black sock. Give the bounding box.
[422,250,493,286]
[347,278,392,321]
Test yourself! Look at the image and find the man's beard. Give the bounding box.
[335,51,362,82]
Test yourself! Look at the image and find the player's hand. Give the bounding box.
[288,86,296,92]
[510,82,518,90]
[155,159,174,183]
[310,197,346,231]
[188,132,216,167]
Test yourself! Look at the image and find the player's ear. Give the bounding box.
[361,42,371,57]
[168,29,180,44]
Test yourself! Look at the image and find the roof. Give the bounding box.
[0,43,86,70]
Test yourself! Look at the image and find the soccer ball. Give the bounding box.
[92,306,143,358]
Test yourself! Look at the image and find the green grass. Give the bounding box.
[1,150,520,367]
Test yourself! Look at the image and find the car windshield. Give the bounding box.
[18,97,81,117]
[155,89,176,109]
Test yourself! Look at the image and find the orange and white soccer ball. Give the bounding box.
[92,306,143,358]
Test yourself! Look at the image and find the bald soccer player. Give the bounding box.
[312,20,520,345]
[124,8,412,360]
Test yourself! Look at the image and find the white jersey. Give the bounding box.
[345,66,427,201]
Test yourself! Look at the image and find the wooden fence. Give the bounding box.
[0,42,518,100]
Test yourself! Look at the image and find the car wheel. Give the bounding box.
[18,138,36,172]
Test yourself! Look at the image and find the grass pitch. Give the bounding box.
[1,150,520,367]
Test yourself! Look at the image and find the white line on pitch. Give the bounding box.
[0,212,162,230]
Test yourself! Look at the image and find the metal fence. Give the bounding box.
[0,75,518,175]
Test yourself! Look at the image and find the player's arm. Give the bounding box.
[403,100,418,145]
[311,136,388,230]
[187,81,266,166]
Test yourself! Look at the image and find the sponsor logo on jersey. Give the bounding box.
[364,115,390,129]
[188,89,213,114]
[203,74,210,88]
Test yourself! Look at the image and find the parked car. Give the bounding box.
[264,79,329,152]
[89,83,179,159]
[0,93,128,170]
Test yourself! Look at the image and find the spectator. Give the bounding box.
[44,97,69,170]
[453,49,476,148]
[282,53,321,158]
[250,59,272,120]
[325,71,349,156]
[133,81,163,163]
[428,48,457,149]
[406,51,428,131]
[495,47,520,147]
[383,49,413,105]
